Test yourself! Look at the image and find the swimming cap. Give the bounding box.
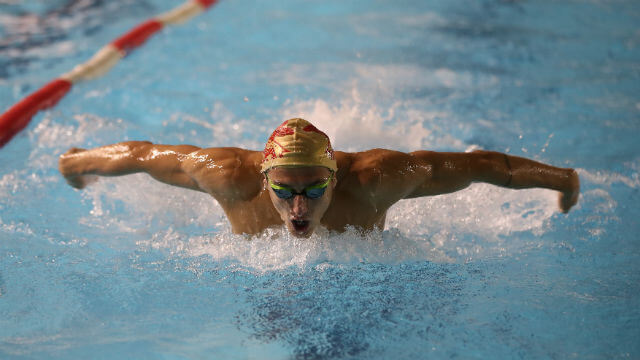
[261,118,337,173]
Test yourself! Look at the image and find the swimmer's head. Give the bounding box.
[260,118,337,173]
[261,119,337,237]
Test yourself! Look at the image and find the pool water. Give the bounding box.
[1,0,639,358]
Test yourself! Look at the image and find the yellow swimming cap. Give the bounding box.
[261,118,337,173]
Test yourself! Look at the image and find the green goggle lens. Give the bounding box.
[267,174,332,199]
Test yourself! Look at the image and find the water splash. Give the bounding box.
[280,87,467,153]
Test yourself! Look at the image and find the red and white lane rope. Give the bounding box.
[0,0,218,148]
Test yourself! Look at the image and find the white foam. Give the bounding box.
[78,174,224,233]
[388,185,557,238]
[30,113,129,154]
[578,167,640,189]
[144,226,446,273]
[0,216,34,236]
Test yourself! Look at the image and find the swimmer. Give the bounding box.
[59,118,580,237]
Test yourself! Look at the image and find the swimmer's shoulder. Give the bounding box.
[181,147,262,193]
[335,148,406,189]
[336,148,415,177]
[335,149,432,204]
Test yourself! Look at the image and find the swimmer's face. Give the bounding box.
[264,166,336,238]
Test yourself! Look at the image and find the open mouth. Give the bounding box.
[291,219,310,233]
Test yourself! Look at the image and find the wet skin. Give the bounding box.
[59,142,580,236]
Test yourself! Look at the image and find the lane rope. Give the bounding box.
[0,0,218,148]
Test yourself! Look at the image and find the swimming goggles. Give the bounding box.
[266,173,333,199]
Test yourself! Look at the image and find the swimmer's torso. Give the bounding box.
[190,149,394,234]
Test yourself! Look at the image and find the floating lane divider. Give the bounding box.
[0,0,218,148]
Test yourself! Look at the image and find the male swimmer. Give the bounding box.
[59,118,579,237]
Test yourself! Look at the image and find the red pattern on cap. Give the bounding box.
[303,124,335,160]
[269,120,294,141]
[263,120,294,161]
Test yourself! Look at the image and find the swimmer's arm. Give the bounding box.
[404,150,580,212]
[59,141,204,191]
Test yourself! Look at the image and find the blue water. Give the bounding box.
[1,0,639,358]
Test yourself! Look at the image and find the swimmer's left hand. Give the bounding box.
[558,169,579,213]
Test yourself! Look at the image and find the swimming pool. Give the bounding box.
[1,0,639,358]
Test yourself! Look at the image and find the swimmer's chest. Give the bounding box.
[215,191,282,233]
[322,190,388,231]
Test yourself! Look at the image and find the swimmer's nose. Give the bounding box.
[291,194,308,217]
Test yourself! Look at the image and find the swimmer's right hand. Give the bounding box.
[59,147,97,189]
[558,169,580,213]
